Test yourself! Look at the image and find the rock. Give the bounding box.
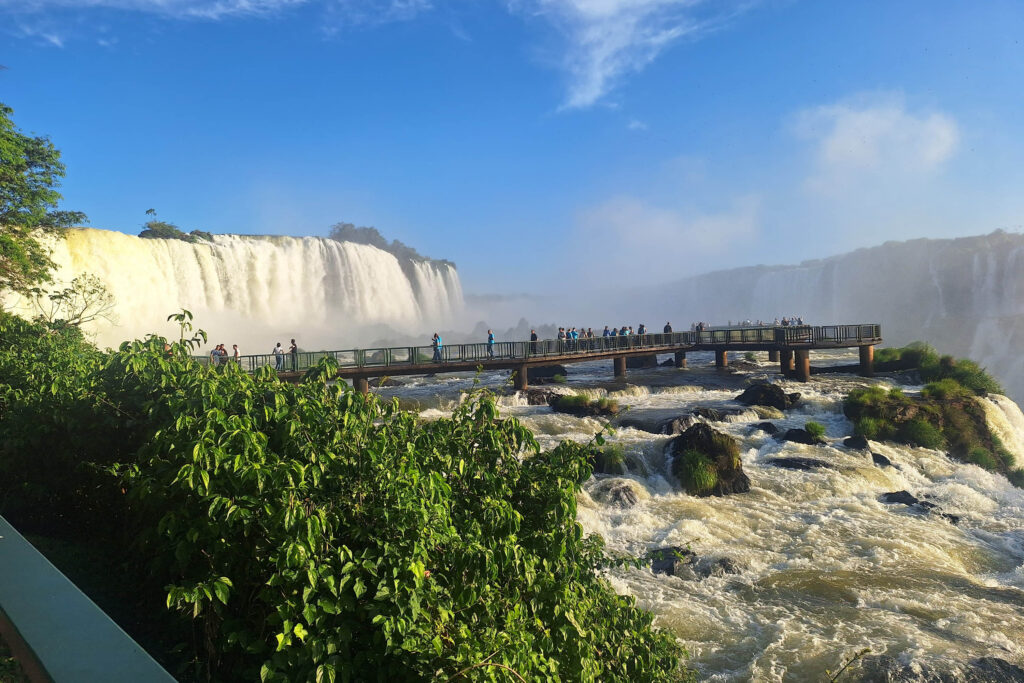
[607,483,640,508]
[764,457,832,470]
[696,556,743,578]
[659,414,699,435]
[624,453,650,477]
[871,452,893,468]
[590,449,628,476]
[549,395,618,417]
[787,392,802,405]
[691,407,745,422]
[939,512,961,525]
[751,405,785,420]
[844,435,870,450]
[647,546,696,577]
[880,490,918,505]
[526,365,568,383]
[660,358,675,366]
[855,655,1024,682]
[751,422,779,435]
[971,657,1024,681]
[368,377,404,388]
[666,423,751,496]
[524,388,555,406]
[735,383,798,411]
[781,428,823,445]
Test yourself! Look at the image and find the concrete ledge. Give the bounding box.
[0,516,175,682]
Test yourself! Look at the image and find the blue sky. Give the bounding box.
[3,0,1023,294]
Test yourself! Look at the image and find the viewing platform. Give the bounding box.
[222,324,882,392]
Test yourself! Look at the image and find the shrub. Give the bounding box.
[968,447,998,470]
[552,373,567,383]
[921,378,973,401]
[677,449,718,496]
[804,421,826,441]
[897,419,945,450]
[854,416,885,440]
[744,351,756,362]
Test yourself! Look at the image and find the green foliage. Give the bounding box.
[139,220,192,241]
[921,378,974,401]
[328,222,455,268]
[743,351,756,362]
[0,312,689,681]
[676,449,718,496]
[550,393,619,414]
[552,373,567,384]
[591,444,628,476]
[897,419,945,450]
[28,273,115,327]
[804,421,826,441]
[0,102,87,293]
[189,230,214,242]
[874,342,1002,395]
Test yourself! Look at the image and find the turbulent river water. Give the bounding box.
[374,351,1024,681]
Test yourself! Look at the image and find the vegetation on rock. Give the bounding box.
[874,342,1003,395]
[0,311,689,681]
[667,423,749,497]
[549,393,620,417]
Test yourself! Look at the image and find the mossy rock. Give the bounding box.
[666,423,750,496]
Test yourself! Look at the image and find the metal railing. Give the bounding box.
[195,324,881,374]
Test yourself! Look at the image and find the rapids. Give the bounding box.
[376,350,1024,681]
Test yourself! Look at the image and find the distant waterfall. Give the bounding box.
[32,229,464,350]
[658,231,1024,401]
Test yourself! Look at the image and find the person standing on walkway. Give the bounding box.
[232,344,240,364]
[664,322,672,334]
[530,329,538,353]
[289,339,298,371]
[432,333,443,362]
[487,329,495,358]
[273,342,284,371]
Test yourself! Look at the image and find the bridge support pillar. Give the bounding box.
[715,350,728,368]
[859,345,875,378]
[674,351,687,368]
[794,350,810,382]
[354,376,369,395]
[613,356,626,379]
[779,350,794,375]
[514,364,529,391]
[768,350,779,362]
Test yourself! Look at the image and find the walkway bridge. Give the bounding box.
[226,324,882,393]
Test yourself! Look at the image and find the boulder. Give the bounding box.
[751,405,785,420]
[549,395,618,418]
[660,358,675,366]
[856,655,1024,682]
[647,546,696,577]
[607,483,640,508]
[764,457,832,471]
[880,490,918,505]
[691,407,746,422]
[751,422,779,435]
[524,388,555,406]
[695,556,743,578]
[735,383,799,411]
[659,414,700,435]
[526,365,568,383]
[871,452,893,468]
[844,435,870,450]
[590,449,628,476]
[666,423,751,496]
[780,428,823,445]
[626,354,659,369]
[368,377,404,388]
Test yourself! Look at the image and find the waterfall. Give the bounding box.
[23,228,463,350]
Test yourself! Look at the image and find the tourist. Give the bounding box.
[233,344,240,363]
[432,333,442,362]
[289,339,298,371]
[603,325,611,337]
[487,329,495,358]
[530,329,538,353]
[638,323,646,335]
[664,322,672,334]
[273,342,284,371]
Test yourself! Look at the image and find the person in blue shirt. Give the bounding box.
[487,329,495,358]
[432,333,443,362]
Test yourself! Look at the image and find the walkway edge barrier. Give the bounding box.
[0,515,176,682]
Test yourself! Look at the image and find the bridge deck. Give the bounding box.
[214,324,882,384]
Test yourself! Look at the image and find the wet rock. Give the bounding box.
[764,457,832,470]
[615,415,662,433]
[735,382,799,411]
[751,405,785,420]
[751,422,779,435]
[691,407,745,422]
[844,435,870,450]
[590,449,628,476]
[548,395,618,417]
[607,483,640,508]
[872,452,893,468]
[880,490,919,505]
[624,453,650,477]
[787,392,802,405]
[526,365,568,383]
[524,388,556,406]
[855,655,1024,682]
[659,414,700,435]
[695,556,743,578]
[780,428,823,445]
[367,377,404,388]
[647,546,696,577]
[666,423,751,496]
[938,512,961,525]
[626,354,659,369]
[660,358,675,366]
[971,657,1024,681]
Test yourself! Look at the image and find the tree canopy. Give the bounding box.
[0,102,86,294]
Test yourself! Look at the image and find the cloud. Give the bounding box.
[0,0,430,22]
[794,93,959,194]
[627,118,647,130]
[509,0,755,109]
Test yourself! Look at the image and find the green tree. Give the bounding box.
[0,102,87,294]
[28,273,116,328]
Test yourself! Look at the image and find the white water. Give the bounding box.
[16,228,463,350]
[375,355,1024,681]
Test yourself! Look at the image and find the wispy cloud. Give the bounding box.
[794,92,959,195]
[627,118,647,130]
[509,0,756,109]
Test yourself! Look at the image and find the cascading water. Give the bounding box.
[371,353,1024,681]
[24,228,463,349]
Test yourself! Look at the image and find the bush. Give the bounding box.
[897,419,945,450]
[968,447,998,470]
[744,351,756,362]
[874,342,1002,395]
[0,313,688,681]
[138,220,194,242]
[804,421,826,441]
[676,449,718,496]
[921,378,974,401]
[553,373,567,383]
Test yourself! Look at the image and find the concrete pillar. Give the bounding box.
[768,350,779,362]
[514,364,529,391]
[715,350,728,368]
[674,351,687,368]
[859,345,875,378]
[779,349,794,374]
[794,350,810,382]
[613,356,626,379]
[354,376,369,395]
